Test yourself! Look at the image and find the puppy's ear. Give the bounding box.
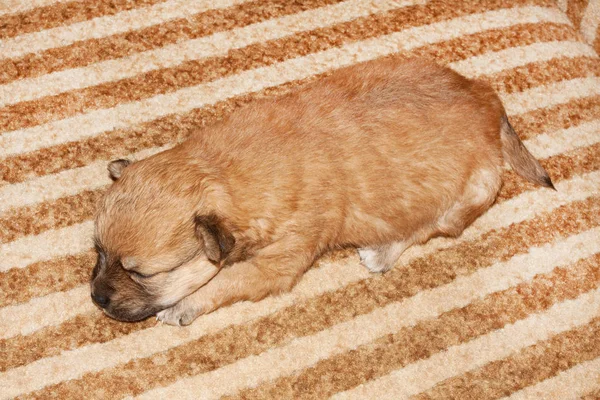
[195,214,235,264]
[107,159,131,181]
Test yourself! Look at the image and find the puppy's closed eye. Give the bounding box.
[120,257,154,280]
[120,261,155,283]
[128,269,151,279]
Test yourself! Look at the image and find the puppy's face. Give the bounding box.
[90,158,234,321]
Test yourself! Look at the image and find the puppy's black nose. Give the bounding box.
[91,292,110,308]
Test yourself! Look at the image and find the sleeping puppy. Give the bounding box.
[91,57,554,325]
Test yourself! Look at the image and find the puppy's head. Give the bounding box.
[91,157,234,321]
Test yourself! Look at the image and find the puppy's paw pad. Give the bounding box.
[156,305,199,326]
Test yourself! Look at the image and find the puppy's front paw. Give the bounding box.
[156,301,203,326]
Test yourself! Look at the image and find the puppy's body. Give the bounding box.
[92,58,553,324]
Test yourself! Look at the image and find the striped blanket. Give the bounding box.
[1,0,599,398]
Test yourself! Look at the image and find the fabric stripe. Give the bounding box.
[0,0,558,109]
[0,189,101,244]
[413,319,600,400]
[1,10,577,135]
[0,286,93,341]
[505,357,600,400]
[0,0,426,108]
[0,221,93,273]
[511,95,600,141]
[579,387,600,400]
[0,145,166,215]
[483,56,600,95]
[580,0,600,44]
[448,40,596,77]
[0,5,571,159]
[331,287,600,400]
[230,258,600,400]
[0,0,71,17]
[566,0,590,29]
[0,0,252,60]
[2,182,598,396]
[2,182,597,372]
[0,0,349,86]
[0,24,581,186]
[502,77,600,115]
[0,251,95,309]
[0,0,166,40]
[137,230,600,400]
[520,119,600,159]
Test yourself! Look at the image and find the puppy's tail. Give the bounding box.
[500,115,555,190]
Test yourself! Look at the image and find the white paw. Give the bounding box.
[156,301,201,326]
[358,248,388,273]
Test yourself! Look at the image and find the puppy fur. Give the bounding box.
[91,57,553,325]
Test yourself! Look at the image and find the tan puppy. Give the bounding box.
[91,58,554,325]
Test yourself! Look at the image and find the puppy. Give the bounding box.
[91,57,554,325]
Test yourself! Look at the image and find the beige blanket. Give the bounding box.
[1,0,599,398]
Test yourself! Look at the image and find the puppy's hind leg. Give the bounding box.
[358,240,411,273]
[436,167,502,238]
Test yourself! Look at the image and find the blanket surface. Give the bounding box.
[1,0,600,398]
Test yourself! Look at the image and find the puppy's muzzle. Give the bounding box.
[91,292,110,308]
[90,278,114,310]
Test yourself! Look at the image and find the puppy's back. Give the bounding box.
[188,58,506,245]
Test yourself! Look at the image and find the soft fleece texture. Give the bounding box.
[1,0,600,398]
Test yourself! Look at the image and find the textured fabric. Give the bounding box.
[1,0,600,398]
[558,0,600,53]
